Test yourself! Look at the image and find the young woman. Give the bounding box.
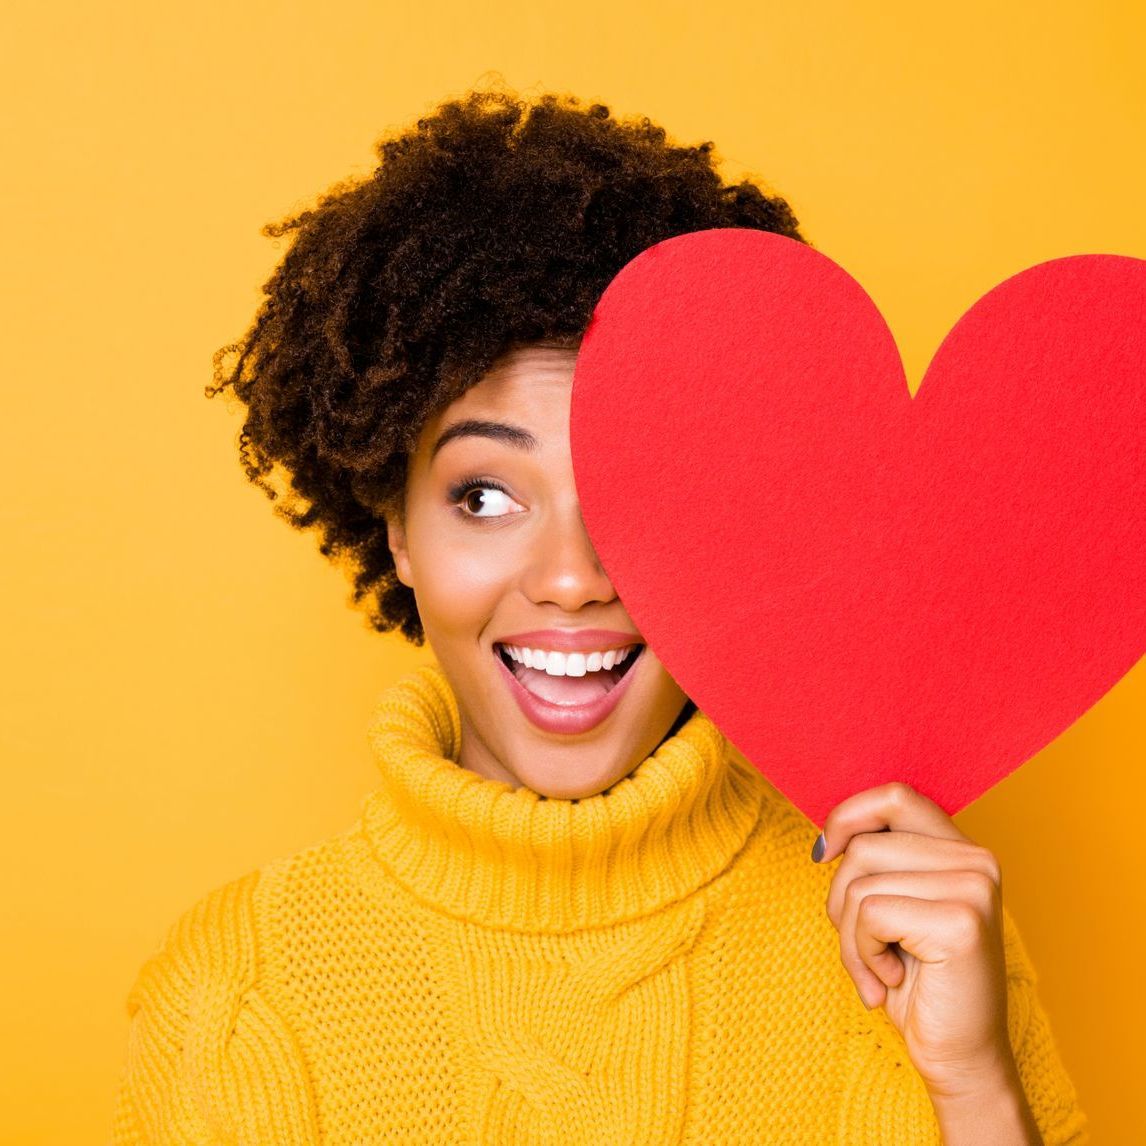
[112,90,1089,1144]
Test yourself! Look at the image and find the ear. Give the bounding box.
[384,505,414,588]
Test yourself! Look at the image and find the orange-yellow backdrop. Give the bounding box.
[2,2,1142,1141]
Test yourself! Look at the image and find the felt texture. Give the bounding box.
[570,228,1146,827]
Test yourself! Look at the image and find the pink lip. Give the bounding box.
[493,643,644,735]
[494,628,643,653]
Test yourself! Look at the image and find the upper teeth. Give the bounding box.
[498,644,639,677]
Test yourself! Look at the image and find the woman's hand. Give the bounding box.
[816,781,1042,1143]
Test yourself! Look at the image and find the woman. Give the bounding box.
[111,89,1088,1144]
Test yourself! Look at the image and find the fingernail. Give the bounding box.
[811,831,826,863]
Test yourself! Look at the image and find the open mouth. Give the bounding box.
[494,643,645,707]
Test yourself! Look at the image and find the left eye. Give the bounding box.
[455,483,524,518]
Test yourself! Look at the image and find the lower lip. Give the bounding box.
[494,648,643,735]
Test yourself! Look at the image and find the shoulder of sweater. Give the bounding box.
[117,858,328,1141]
[125,867,263,1016]
[124,820,362,1014]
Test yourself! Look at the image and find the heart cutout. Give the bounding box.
[570,229,1146,826]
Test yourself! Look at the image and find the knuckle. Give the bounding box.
[962,870,998,913]
[948,901,985,948]
[976,847,1003,887]
[885,781,913,807]
[961,842,1003,894]
[855,892,883,928]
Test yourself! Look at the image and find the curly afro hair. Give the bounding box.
[206,88,808,645]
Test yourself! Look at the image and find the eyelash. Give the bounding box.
[447,474,521,521]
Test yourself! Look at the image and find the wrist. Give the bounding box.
[927,1057,1042,1146]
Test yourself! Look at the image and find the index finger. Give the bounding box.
[814,781,969,864]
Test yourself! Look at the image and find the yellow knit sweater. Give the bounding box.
[111,663,1089,1144]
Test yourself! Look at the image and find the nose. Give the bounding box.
[520,502,616,612]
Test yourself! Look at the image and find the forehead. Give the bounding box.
[421,344,580,445]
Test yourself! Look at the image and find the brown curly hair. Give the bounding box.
[206,88,808,644]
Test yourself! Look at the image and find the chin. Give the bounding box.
[527,776,632,801]
[511,751,637,801]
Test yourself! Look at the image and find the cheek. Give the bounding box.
[643,651,688,705]
[407,522,519,637]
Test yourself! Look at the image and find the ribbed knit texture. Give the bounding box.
[111,662,1090,1144]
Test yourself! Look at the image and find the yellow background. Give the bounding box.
[2,1,1142,1141]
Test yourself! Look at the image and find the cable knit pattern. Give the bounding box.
[111,662,1091,1144]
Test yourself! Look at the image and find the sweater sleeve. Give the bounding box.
[1000,904,1091,1146]
[109,869,319,1146]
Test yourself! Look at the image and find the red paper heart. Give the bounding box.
[570,229,1146,827]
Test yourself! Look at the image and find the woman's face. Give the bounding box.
[384,343,690,799]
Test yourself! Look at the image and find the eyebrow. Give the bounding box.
[429,419,540,461]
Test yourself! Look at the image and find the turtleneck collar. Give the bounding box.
[360,662,767,933]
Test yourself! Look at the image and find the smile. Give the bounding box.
[493,641,645,735]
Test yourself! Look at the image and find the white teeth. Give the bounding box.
[500,643,640,676]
